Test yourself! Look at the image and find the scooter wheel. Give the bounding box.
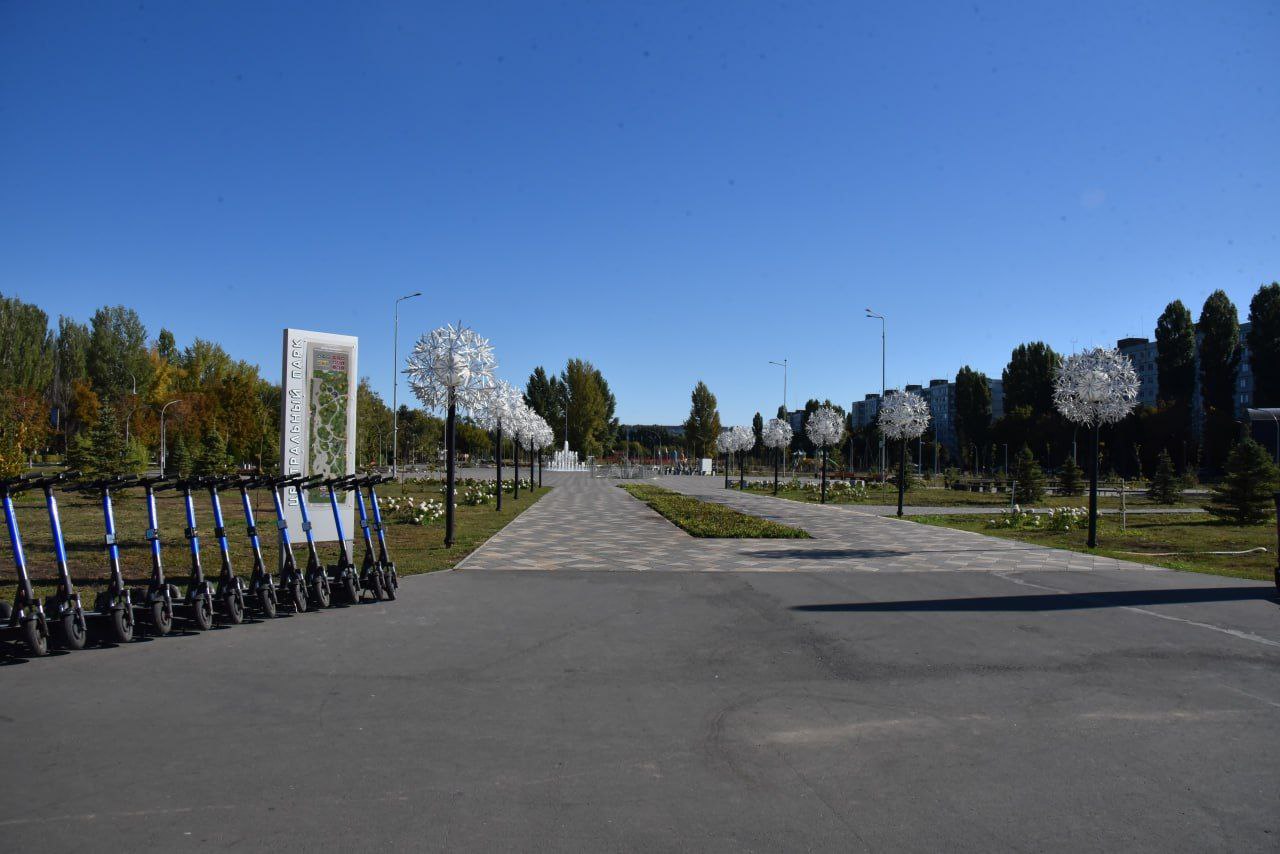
[310,579,331,609]
[0,601,11,621]
[383,568,398,601]
[223,589,245,625]
[259,587,277,619]
[341,575,359,605]
[192,597,214,631]
[22,617,49,657]
[59,609,88,650]
[109,607,134,644]
[150,600,173,636]
[290,584,308,614]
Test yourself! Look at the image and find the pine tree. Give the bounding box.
[1146,449,1180,504]
[169,434,193,479]
[65,430,95,474]
[86,402,127,476]
[1012,445,1046,504]
[196,427,232,476]
[1206,437,1279,524]
[1058,456,1083,496]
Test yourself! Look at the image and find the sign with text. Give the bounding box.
[280,328,358,542]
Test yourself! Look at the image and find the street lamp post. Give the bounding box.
[769,359,788,476]
[866,309,886,482]
[391,292,423,479]
[158,400,180,476]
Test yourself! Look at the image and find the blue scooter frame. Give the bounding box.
[0,477,51,656]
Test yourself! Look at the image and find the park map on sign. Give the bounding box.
[308,348,350,480]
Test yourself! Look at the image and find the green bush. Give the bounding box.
[1013,446,1046,504]
[1057,456,1083,496]
[1146,449,1180,504]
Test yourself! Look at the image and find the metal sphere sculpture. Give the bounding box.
[1054,347,1139,547]
[762,417,793,494]
[878,392,932,516]
[405,323,497,547]
[805,407,845,503]
[477,380,520,510]
[730,424,755,489]
[716,429,734,487]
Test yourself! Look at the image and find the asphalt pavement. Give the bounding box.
[2,472,1277,852]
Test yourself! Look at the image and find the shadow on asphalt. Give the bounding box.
[792,587,1280,612]
[740,547,1035,560]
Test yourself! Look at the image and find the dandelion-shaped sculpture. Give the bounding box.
[762,417,793,495]
[715,429,735,489]
[533,420,555,487]
[477,380,520,511]
[508,401,535,499]
[805,407,845,503]
[730,424,755,490]
[405,323,497,546]
[519,413,546,486]
[1054,347,1139,547]
[879,392,932,517]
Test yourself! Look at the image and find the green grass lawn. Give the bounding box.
[740,480,1203,510]
[621,483,809,539]
[2,478,549,601]
[915,512,1277,582]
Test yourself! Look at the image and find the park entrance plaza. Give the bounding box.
[4,471,1277,851]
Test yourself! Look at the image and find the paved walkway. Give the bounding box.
[461,473,1163,574]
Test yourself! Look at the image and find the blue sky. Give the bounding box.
[2,1,1277,426]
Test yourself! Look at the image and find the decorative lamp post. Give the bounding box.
[879,391,931,517]
[762,417,793,495]
[716,430,733,488]
[730,425,755,489]
[509,401,533,500]
[478,380,519,511]
[1053,347,1139,548]
[805,407,845,504]
[535,420,554,488]
[406,323,496,547]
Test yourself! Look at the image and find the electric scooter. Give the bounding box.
[0,476,51,656]
[365,474,398,601]
[262,475,308,613]
[283,475,332,609]
[130,477,178,635]
[67,474,137,644]
[320,476,361,604]
[343,475,385,601]
[34,472,89,650]
[173,479,216,630]
[231,475,281,618]
[198,477,248,624]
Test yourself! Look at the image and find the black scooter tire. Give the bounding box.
[150,599,173,636]
[109,608,134,644]
[0,601,11,621]
[23,617,49,657]
[222,589,245,625]
[258,587,277,619]
[192,597,214,631]
[59,610,88,650]
[367,570,384,602]
[383,568,398,601]
[340,574,359,605]
[310,579,331,609]
[290,584,308,613]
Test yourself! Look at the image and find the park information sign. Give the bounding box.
[280,328,358,542]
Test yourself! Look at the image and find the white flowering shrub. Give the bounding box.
[987,505,1039,529]
[1044,506,1087,532]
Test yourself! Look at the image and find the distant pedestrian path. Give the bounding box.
[460,473,1161,574]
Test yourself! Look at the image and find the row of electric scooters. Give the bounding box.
[0,471,400,657]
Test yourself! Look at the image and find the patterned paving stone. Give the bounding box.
[460,473,1164,575]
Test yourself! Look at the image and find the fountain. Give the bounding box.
[546,441,589,472]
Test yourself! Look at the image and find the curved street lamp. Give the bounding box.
[392,292,423,478]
